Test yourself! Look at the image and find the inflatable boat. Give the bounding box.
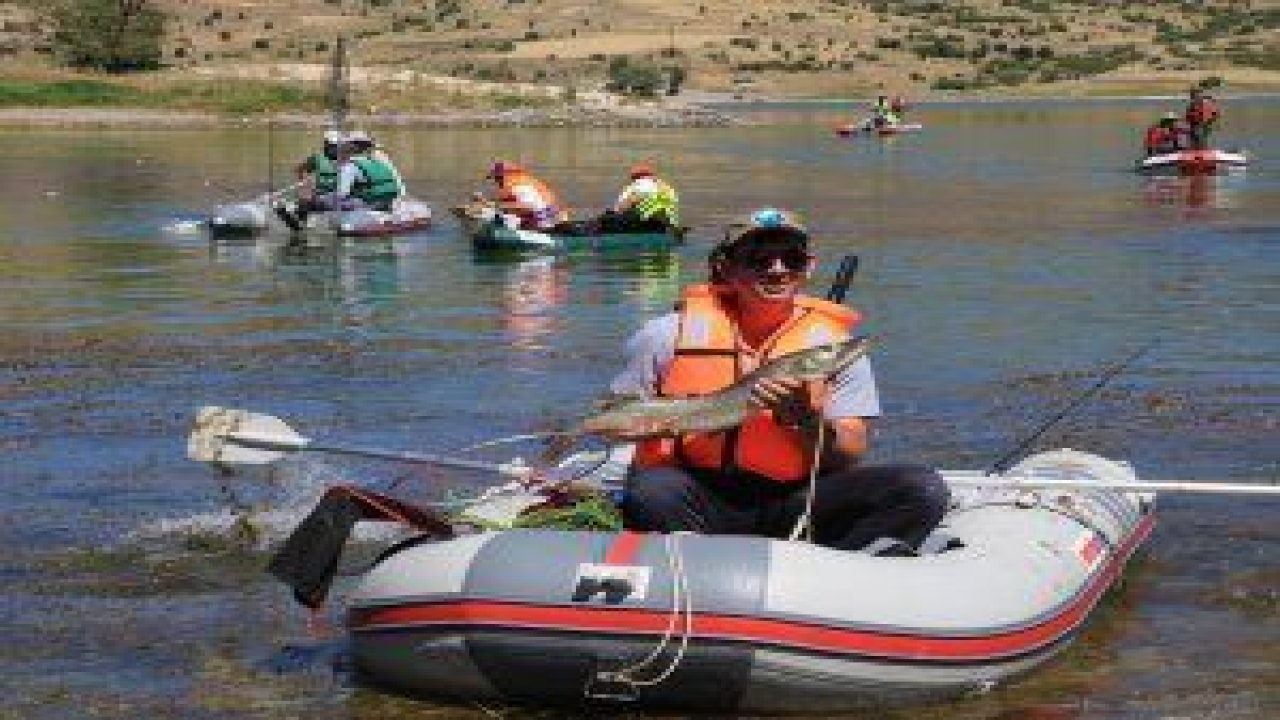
[1136,148,1248,176]
[346,449,1154,713]
[207,198,432,239]
[453,204,684,253]
[835,122,923,138]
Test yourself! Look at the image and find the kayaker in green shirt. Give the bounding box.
[275,130,342,230]
[335,130,405,212]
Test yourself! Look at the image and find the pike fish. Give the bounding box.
[579,335,874,439]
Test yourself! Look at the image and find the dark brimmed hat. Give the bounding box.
[709,208,809,277]
[722,208,809,250]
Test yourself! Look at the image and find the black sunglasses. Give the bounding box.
[734,246,810,273]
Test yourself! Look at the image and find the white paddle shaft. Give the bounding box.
[224,431,531,477]
[947,475,1279,496]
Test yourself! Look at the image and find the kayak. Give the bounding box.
[207,198,433,238]
[347,449,1153,713]
[835,122,923,138]
[1136,149,1248,176]
[453,204,684,253]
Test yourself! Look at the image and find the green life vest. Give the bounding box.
[634,179,679,226]
[351,157,400,204]
[311,152,338,193]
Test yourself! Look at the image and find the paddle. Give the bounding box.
[188,407,1280,497]
[188,406,532,478]
[943,473,1280,497]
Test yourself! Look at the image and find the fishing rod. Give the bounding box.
[266,116,275,198]
[987,338,1161,475]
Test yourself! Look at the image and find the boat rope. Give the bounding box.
[944,496,1120,556]
[426,478,528,510]
[788,420,828,542]
[592,532,693,691]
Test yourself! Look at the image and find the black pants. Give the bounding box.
[622,463,950,551]
[595,209,671,234]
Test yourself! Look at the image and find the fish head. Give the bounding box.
[771,335,874,379]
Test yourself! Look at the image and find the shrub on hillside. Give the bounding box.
[606,56,664,96]
[46,0,166,72]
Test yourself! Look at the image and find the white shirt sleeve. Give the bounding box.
[608,313,679,397]
[614,178,658,210]
[511,182,548,210]
[824,357,881,419]
[337,162,360,198]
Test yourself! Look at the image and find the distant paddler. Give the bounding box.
[482,160,567,232]
[277,129,406,230]
[275,129,342,228]
[593,161,681,234]
[594,208,949,554]
[335,130,405,211]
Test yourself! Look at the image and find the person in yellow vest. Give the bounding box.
[597,162,680,233]
[600,209,949,554]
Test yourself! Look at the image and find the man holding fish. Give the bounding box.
[596,208,949,554]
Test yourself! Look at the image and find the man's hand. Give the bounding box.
[749,376,826,427]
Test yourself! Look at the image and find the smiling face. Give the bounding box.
[720,231,814,306]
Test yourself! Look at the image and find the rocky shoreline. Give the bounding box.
[0,101,739,130]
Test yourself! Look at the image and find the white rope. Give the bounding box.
[594,532,693,689]
[425,479,527,510]
[788,419,827,542]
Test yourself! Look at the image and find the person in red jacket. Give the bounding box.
[1184,87,1220,150]
[1144,112,1185,157]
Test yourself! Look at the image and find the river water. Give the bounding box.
[2,97,1277,719]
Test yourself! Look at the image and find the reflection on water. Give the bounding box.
[0,98,1276,719]
[207,234,407,330]
[1140,173,1245,218]
[495,255,569,351]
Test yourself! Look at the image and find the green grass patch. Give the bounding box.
[0,76,327,114]
[0,79,145,106]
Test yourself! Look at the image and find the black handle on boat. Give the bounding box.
[987,338,1161,475]
[826,255,859,304]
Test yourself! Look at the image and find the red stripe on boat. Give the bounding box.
[350,516,1153,663]
[602,531,646,566]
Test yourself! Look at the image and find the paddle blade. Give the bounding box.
[188,406,308,465]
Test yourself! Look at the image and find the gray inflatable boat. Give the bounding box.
[347,449,1154,713]
[207,198,432,238]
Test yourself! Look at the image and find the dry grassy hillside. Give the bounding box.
[4,0,1279,100]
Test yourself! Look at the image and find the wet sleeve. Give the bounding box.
[608,314,678,397]
[823,357,881,419]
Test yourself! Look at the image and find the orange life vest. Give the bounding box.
[634,284,861,483]
[497,172,563,227]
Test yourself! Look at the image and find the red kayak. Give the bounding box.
[1136,149,1248,176]
[835,122,923,138]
